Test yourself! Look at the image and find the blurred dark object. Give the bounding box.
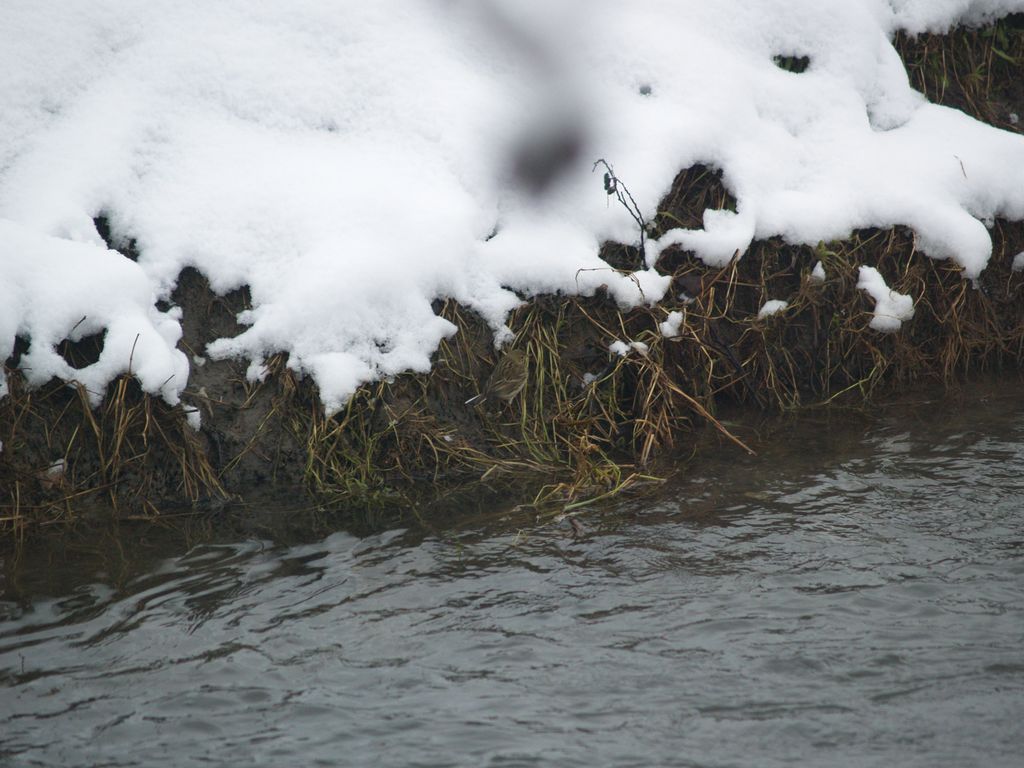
[475,0,590,196]
[511,120,585,195]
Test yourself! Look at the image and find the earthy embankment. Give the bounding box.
[2,21,1023,532]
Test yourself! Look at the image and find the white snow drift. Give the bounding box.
[1,0,1023,413]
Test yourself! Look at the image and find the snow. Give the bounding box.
[758,300,790,320]
[886,0,1024,33]
[609,340,649,357]
[659,311,685,339]
[857,266,916,332]
[2,1,1023,412]
[0,220,187,404]
[1013,252,1024,272]
[609,340,631,358]
[811,262,827,282]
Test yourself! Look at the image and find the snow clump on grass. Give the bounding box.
[857,266,916,332]
[757,300,790,320]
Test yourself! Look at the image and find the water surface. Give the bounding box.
[2,383,1023,767]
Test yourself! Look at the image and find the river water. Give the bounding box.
[2,382,1023,767]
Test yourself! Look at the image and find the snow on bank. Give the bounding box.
[1,1,1023,413]
[0,220,187,402]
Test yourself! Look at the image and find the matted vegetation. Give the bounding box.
[896,14,1024,133]
[0,371,223,533]
[2,17,1023,533]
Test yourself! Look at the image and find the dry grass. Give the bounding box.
[289,215,1022,510]
[0,372,223,536]
[896,17,1024,134]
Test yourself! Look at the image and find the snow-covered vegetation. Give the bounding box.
[2,0,1023,414]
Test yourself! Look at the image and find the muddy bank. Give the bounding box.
[4,215,1021,530]
[2,20,1023,531]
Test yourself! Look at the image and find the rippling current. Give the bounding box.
[2,383,1024,767]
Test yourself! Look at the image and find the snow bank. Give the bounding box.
[2,0,1023,412]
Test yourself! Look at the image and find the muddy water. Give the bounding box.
[2,382,1024,767]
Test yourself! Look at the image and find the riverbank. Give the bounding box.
[2,13,1023,533]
